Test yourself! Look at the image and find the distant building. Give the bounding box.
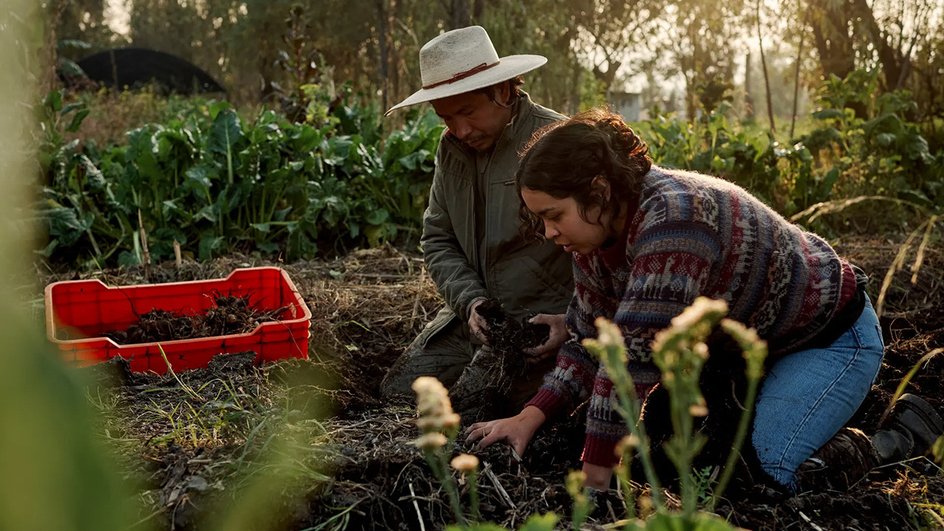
[608,91,642,122]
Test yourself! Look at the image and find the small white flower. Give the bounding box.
[413,432,448,451]
[450,453,479,473]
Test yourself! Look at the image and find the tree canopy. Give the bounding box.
[45,0,944,124]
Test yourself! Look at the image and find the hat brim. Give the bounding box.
[384,54,547,116]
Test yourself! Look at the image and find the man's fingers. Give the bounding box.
[468,314,490,344]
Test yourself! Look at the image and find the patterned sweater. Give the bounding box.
[526,166,861,467]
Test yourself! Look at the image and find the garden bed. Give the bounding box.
[44,239,944,530]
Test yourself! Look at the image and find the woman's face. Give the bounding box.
[520,186,609,255]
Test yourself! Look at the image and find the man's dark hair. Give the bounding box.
[474,76,525,106]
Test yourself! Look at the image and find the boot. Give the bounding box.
[871,393,944,464]
[794,427,879,491]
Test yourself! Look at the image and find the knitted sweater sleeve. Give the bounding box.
[531,193,724,467]
[525,257,608,419]
[587,213,722,466]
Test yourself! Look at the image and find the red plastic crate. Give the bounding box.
[45,267,311,373]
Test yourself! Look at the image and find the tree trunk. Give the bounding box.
[756,0,776,133]
[686,23,698,120]
[744,52,754,119]
[449,0,471,29]
[790,22,804,140]
[472,0,485,20]
[850,0,909,90]
[592,61,620,94]
[807,0,856,80]
[376,0,389,112]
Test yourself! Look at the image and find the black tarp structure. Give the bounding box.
[75,48,225,94]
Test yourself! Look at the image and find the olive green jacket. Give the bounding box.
[420,93,574,344]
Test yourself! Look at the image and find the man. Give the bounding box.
[380,26,574,412]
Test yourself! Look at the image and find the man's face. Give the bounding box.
[431,86,513,153]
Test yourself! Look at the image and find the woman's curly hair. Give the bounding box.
[515,107,652,238]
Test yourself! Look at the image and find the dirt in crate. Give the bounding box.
[104,294,289,344]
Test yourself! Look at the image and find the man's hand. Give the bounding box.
[465,406,547,458]
[523,313,567,361]
[467,298,489,344]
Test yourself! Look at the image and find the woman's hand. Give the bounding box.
[581,461,614,491]
[523,313,568,361]
[465,406,547,457]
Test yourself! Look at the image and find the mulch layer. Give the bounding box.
[40,238,944,530]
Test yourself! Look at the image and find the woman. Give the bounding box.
[465,108,885,493]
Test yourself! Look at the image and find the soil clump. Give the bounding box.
[449,300,552,422]
[104,294,288,344]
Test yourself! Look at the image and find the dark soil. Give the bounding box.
[475,299,550,354]
[104,294,288,344]
[447,299,553,422]
[43,240,944,530]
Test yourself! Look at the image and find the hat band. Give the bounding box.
[422,60,500,90]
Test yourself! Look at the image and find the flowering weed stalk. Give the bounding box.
[565,471,592,530]
[584,320,664,511]
[709,319,767,510]
[450,453,481,523]
[650,298,728,520]
[411,376,465,525]
[584,296,768,528]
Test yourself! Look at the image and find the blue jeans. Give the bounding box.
[752,296,884,490]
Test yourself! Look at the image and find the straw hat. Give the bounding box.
[385,26,546,115]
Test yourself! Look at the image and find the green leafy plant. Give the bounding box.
[37,90,443,268]
[638,69,941,225]
[638,105,814,215]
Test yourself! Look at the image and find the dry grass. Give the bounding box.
[39,236,944,530]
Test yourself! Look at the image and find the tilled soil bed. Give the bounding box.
[42,239,944,530]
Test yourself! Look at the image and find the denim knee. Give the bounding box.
[752,300,884,490]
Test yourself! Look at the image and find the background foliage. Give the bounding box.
[6,2,944,530]
[37,66,942,269]
[46,0,944,124]
[39,87,443,268]
[37,1,944,270]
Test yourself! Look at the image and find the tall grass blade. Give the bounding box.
[156,344,204,402]
[910,215,940,284]
[876,225,922,318]
[880,348,944,424]
[788,195,917,225]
